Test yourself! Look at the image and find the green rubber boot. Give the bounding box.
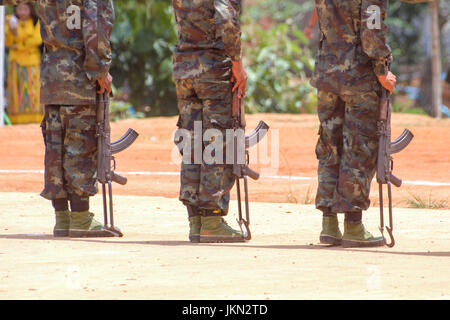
[189,216,201,243]
[69,211,115,238]
[320,216,342,245]
[342,222,385,248]
[200,216,245,243]
[53,210,71,237]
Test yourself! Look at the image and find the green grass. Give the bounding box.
[392,93,428,115]
[399,107,428,115]
[286,193,298,204]
[286,185,315,205]
[406,192,449,209]
[302,185,315,205]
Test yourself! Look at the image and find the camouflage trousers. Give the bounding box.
[315,90,380,213]
[40,105,98,200]
[174,78,235,215]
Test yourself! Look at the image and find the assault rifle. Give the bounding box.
[377,86,414,247]
[232,92,269,241]
[97,93,139,237]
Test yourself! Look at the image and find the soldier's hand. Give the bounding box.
[377,71,397,95]
[304,25,313,39]
[97,73,113,95]
[304,8,318,40]
[231,60,248,98]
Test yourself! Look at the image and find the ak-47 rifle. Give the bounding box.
[376,83,414,247]
[97,93,139,237]
[232,92,269,241]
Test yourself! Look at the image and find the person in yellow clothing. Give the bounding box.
[5,3,42,124]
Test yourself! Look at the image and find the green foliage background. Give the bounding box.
[386,0,429,74]
[109,0,433,117]
[110,0,318,116]
[242,0,317,113]
[110,0,177,116]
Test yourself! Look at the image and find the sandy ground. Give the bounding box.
[0,113,449,300]
[0,192,449,300]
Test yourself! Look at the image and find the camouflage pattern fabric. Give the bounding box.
[315,90,380,213]
[310,0,392,95]
[1,0,114,105]
[172,0,241,80]
[40,105,98,200]
[312,0,391,213]
[174,78,235,215]
[172,0,243,215]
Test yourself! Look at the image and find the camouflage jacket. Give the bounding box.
[310,0,392,95]
[1,0,114,105]
[172,0,241,80]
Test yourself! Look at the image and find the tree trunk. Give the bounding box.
[430,0,442,118]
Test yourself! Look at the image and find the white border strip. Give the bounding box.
[0,169,45,174]
[1,169,450,187]
[0,7,5,127]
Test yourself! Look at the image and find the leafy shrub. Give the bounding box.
[110,0,178,116]
[110,0,317,116]
[242,16,316,113]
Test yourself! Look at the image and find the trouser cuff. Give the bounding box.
[52,198,69,212]
[69,194,90,212]
[320,207,337,217]
[344,211,362,224]
[186,205,201,218]
[202,209,227,217]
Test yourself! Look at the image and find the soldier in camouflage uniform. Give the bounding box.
[1,0,115,237]
[310,0,397,247]
[172,0,248,243]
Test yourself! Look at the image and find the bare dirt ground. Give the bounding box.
[0,113,449,300]
[0,193,449,300]
[1,113,449,205]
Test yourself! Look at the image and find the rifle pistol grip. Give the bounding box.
[244,166,260,181]
[390,173,402,188]
[111,172,128,185]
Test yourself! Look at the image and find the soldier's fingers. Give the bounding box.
[240,81,247,98]
[97,85,105,94]
[232,80,240,92]
[240,84,245,97]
